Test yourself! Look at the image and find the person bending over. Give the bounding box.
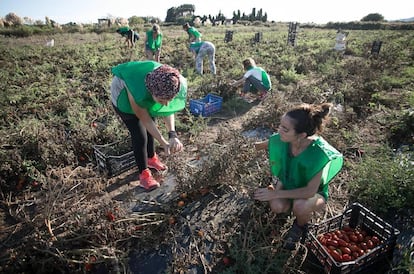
[110,61,187,190]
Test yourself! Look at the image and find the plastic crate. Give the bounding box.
[306,202,400,274]
[94,140,136,177]
[189,93,222,117]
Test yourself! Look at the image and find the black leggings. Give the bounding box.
[113,105,155,173]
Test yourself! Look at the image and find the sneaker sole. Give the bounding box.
[139,183,160,191]
[148,168,168,176]
[147,164,168,172]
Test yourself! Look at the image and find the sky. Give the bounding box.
[0,0,412,24]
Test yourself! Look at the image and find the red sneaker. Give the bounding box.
[139,168,160,190]
[148,153,167,172]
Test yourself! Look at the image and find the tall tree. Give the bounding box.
[361,13,385,22]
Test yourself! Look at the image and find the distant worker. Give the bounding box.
[116,26,139,48]
[334,29,347,51]
[189,41,216,75]
[144,24,163,62]
[183,22,202,42]
[230,58,272,101]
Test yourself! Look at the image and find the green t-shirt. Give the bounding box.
[189,41,203,54]
[117,26,130,36]
[111,61,187,117]
[188,27,201,39]
[268,134,343,200]
[145,30,163,51]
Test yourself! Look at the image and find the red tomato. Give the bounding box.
[340,246,352,255]
[352,251,360,259]
[337,239,349,247]
[222,256,231,265]
[342,253,352,262]
[329,249,342,262]
[326,239,339,247]
[349,234,358,243]
[342,234,350,243]
[342,225,352,232]
[318,235,328,245]
[371,235,380,245]
[360,229,367,237]
[356,233,364,242]
[334,230,343,237]
[360,242,368,250]
[106,212,115,221]
[349,244,360,252]
[366,239,375,249]
[85,263,93,271]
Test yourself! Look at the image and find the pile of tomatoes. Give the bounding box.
[315,225,382,262]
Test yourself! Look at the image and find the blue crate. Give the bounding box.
[189,93,223,117]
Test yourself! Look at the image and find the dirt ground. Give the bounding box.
[1,89,412,274]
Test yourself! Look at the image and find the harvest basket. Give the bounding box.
[306,202,400,274]
[94,140,135,177]
[189,93,223,117]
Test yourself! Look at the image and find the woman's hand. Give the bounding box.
[168,137,183,154]
[162,142,171,155]
[253,187,277,201]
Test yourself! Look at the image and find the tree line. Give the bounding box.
[165,4,268,24]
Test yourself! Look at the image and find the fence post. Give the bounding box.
[287,22,299,46]
[371,40,382,56]
[224,30,234,43]
[253,32,263,43]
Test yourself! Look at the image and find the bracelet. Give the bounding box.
[168,131,178,139]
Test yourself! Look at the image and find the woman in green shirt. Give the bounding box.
[189,41,216,75]
[144,24,163,62]
[116,26,139,48]
[253,103,343,250]
[110,61,187,190]
[183,22,202,42]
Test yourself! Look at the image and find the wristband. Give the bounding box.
[168,131,178,139]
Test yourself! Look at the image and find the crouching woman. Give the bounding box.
[253,103,343,250]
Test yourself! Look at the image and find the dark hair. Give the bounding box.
[242,58,256,70]
[286,103,333,136]
[152,24,160,32]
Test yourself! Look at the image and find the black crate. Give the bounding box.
[94,140,136,177]
[306,202,400,274]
